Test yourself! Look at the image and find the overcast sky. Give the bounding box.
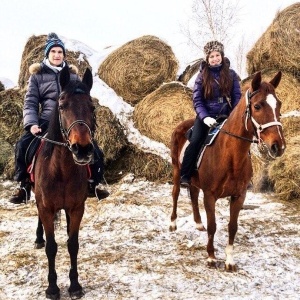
[0,0,297,84]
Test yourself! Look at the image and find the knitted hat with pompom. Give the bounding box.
[44,32,66,57]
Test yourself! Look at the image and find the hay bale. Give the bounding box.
[246,3,300,75]
[92,99,128,162]
[133,82,195,148]
[0,137,13,174]
[268,135,300,200]
[0,88,25,144]
[241,70,300,113]
[0,81,4,92]
[98,35,179,105]
[281,116,300,140]
[18,35,91,89]
[104,144,172,183]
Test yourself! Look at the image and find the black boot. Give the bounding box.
[9,180,31,204]
[88,181,109,200]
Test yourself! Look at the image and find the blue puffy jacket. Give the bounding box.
[193,64,241,120]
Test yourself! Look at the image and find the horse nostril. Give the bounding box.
[271,143,279,156]
[71,143,79,155]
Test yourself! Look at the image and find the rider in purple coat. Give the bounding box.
[180,40,242,187]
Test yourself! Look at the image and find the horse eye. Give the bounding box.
[254,104,261,110]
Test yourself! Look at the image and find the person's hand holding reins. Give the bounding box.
[30,124,42,135]
[204,117,217,127]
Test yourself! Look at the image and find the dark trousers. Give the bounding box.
[180,116,209,178]
[14,121,104,184]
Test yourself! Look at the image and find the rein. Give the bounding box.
[216,88,282,144]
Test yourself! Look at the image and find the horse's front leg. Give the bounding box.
[35,216,45,249]
[203,193,217,267]
[41,215,60,299]
[190,185,205,231]
[225,193,246,272]
[67,210,85,298]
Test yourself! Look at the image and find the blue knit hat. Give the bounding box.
[44,32,66,57]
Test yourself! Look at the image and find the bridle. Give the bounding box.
[217,88,282,144]
[34,89,94,151]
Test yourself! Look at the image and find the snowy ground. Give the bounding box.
[0,176,299,300]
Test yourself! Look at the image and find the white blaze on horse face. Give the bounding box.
[266,94,278,121]
[266,94,285,148]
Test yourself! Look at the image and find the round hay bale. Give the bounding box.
[178,59,203,85]
[281,116,300,140]
[268,135,300,200]
[0,137,13,174]
[0,88,25,145]
[241,69,300,113]
[246,3,300,76]
[133,82,195,148]
[104,144,172,184]
[18,35,91,89]
[98,35,179,105]
[92,98,128,162]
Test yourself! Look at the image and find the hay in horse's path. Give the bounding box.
[246,3,300,76]
[0,177,299,299]
[98,35,179,105]
[268,135,300,200]
[133,82,195,148]
[18,34,91,89]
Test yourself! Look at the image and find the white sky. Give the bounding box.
[0,0,298,84]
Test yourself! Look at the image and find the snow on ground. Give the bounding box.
[0,177,299,300]
[0,37,299,300]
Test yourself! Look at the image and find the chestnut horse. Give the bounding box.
[169,71,285,271]
[33,66,95,299]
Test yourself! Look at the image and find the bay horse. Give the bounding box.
[169,71,285,271]
[33,66,95,299]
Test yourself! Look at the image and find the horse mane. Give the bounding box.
[43,79,96,157]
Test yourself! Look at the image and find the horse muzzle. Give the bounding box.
[70,142,94,165]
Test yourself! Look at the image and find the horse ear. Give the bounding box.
[251,71,262,91]
[82,68,93,92]
[60,66,70,90]
[269,71,282,89]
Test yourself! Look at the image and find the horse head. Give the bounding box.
[58,66,95,165]
[246,71,286,159]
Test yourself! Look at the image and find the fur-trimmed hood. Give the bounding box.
[29,62,78,75]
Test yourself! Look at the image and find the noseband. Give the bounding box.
[244,89,282,143]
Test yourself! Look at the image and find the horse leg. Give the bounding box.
[203,193,217,267]
[225,194,246,272]
[34,216,45,249]
[169,166,180,231]
[67,209,85,298]
[189,185,205,231]
[41,213,60,299]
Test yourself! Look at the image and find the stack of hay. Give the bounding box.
[98,35,179,106]
[245,3,300,200]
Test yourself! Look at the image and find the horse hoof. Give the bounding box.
[207,258,217,268]
[196,223,206,231]
[69,288,85,299]
[45,291,60,300]
[225,263,237,272]
[34,241,45,249]
[169,225,177,232]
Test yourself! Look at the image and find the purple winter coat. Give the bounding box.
[23,62,79,131]
[193,65,241,121]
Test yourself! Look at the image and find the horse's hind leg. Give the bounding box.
[35,216,45,249]
[190,185,205,231]
[67,209,85,298]
[225,194,246,272]
[169,166,180,232]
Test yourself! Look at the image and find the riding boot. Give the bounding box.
[88,180,110,200]
[9,179,31,204]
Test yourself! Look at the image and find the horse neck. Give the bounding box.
[223,97,253,152]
